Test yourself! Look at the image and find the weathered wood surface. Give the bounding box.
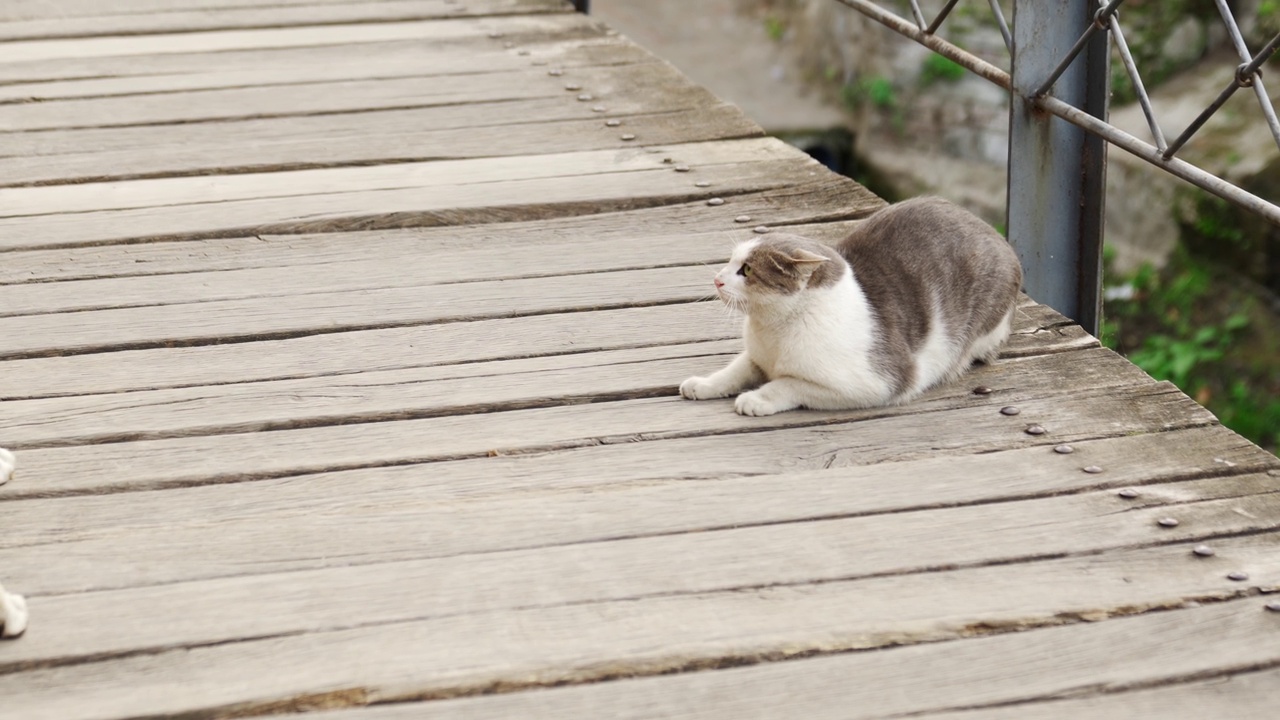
[1,2,1277,719]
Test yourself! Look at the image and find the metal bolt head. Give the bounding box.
[1227,571,1249,581]
[706,198,725,206]
[564,83,582,91]
[1192,544,1215,557]
[605,119,621,127]
[1054,444,1074,454]
[1024,424,1046,436]
[972,386,993,395]
[577,94,593,101]
[695,181,711,187]
[1266,601,1280,612]
[753,226,771,234]
[548,68,563,76]
[1118,488,1139,499]
[999,406,1020,416]
[674,165,690,172]
[1083,466,1103,474]
[734,215,752,223]
[1157,517,1180,528]
[620,133,636,141]
[592,105,606,112]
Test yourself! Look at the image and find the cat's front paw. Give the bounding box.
[734,390,791,416]
[679,376,728,400]
[0,583,27,639]
[0,447,14,486]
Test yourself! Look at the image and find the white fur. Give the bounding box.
[680,247,896,416]
[904,291,957,398]
[0,582,27,639]
[0,446,14,486]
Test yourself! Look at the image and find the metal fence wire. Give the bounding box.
[833,0,1280,334]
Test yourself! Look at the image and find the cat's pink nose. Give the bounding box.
[714,278,724,289]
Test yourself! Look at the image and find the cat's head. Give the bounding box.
[713,235,845,313]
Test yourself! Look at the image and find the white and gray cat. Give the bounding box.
[0,446,28,639]
[681,196,1022,416]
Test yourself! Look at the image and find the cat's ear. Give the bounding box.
[788,249,829,266]
[786,248,828,268]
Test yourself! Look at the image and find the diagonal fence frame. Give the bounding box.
[834,0,1280,334]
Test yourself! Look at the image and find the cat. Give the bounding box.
[680,196,1022,416]
[0,447,27,639]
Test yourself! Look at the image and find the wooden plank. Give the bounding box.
[0,140,821,250]
[255,600,1280,720]
[2,478,1277,659]
[0,0,569,41]
[0,18,615,86]
[0,36,650,106]
[0,0,525,21]
[0,298,1084,400]
[2,103,756,188]
[0,379,1212,499]
[0,13,580,64]
[0,541,1276,719]
[4,423,1268,554]
[916,666,1280,720]
[0,344,1127,448]
[4,138,797,217]
[0,193,871,286]
[0,57,671,133]
[2,423,1274,593]
[0,303,729,398]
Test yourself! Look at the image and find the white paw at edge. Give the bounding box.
[734,390,783,416]
[0,447,13,486]
[0,583,27,639]
[679,376,723,400]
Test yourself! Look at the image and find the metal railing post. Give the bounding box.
[1007,1,1109,335]
[571,0,589,13]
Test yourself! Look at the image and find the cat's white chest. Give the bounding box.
[743,279,874,383]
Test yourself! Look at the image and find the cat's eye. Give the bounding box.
[738,263,752,277]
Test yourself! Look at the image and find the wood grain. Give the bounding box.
[0,0,569,41]
[269,600,1280,720]
[0,141,822,250]
[1,378,1212,499]
[1,550,1275,719]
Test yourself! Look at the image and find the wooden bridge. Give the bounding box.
[1,1,1278,717]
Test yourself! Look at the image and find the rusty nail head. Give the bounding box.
[1000,406,1020,416]
[1157,517,1180,528]
[1118,488,1139,499]
[1025,424,1046,435]
[1084,465,1103,474]
[1192,544,1215,557]
[735,215,752,223]
[973,386,993,395]
[1227,571,1249,581]
[1054,445,1074,454]
[753,226,771,234]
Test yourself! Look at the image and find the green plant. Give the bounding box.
[841,76,897,112]
[764,15,786,42]
[919,53,965,86]
[1103,247,1278,453]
